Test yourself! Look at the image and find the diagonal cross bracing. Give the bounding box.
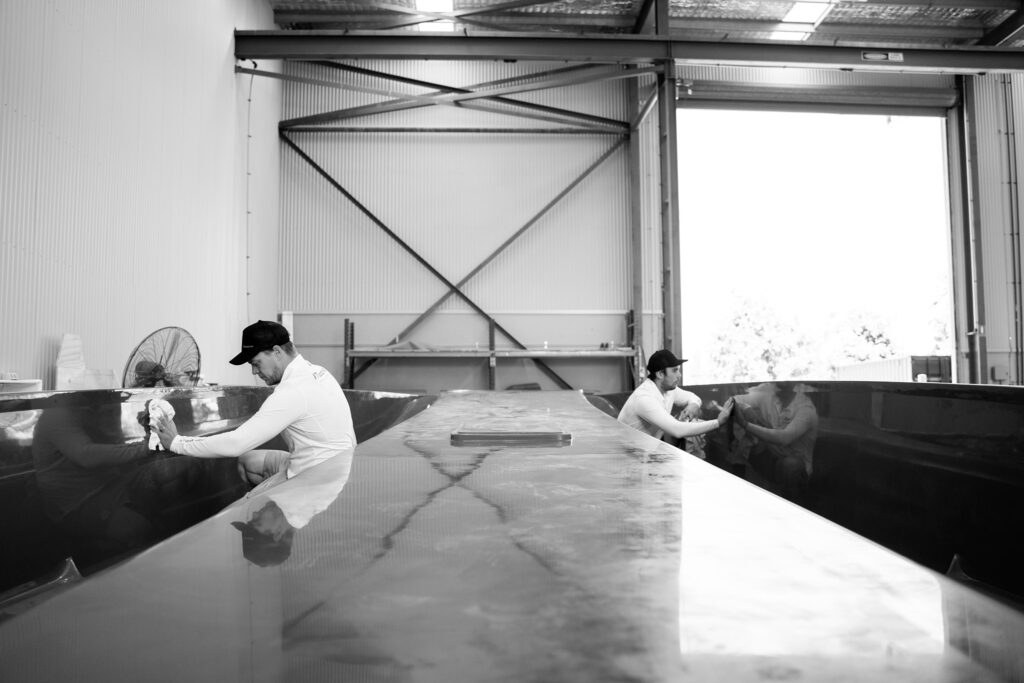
[274,63,655,130]
[388,138,627,346]
[281,132,574,389]
[291,61,631,132]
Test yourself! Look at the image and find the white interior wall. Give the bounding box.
[279,60,646,392]
[0,0,281,389]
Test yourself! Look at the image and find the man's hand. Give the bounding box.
[716,397,735,426]
[732,401,754,427]
[154,413,179,451]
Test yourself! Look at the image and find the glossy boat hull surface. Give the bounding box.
[0,386,434,598]
[1,390,1023,682]
[596,380,1024,602]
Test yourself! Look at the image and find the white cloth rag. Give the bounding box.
[148,399,176,451]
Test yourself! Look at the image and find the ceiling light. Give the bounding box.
[782,1,833,26]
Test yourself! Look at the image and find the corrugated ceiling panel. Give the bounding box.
[828,3,1010,27]
[269,0,1021,48]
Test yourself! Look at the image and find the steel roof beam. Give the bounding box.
[978,9,1024,46]
[678,82,960,109]
[285,126,622,133]
[234,31,1024,73]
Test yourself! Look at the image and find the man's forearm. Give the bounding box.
[665,415,724,439]
[171,433,248,458]
[745,422,800,446]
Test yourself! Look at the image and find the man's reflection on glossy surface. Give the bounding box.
[730,382,819,503]
[232,500,295,567]
[32,403,206,564]
[130,360,168,388]
[231,461,351,568]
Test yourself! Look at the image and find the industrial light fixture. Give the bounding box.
[416,0,455,32]
[782,0,834,25]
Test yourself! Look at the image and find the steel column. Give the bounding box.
[959,76,988,383]
[627,72,645,385]
[657,63,682,354]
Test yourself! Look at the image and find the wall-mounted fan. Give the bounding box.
[122,327,202,388]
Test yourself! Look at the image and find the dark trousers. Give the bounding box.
[58,455,203,558]
[747,446,809,503]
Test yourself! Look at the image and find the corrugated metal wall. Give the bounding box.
[280,60,651,391]
[969,73,1024,385]
[1,0,281,388]
[282,130,630,313]
[280,60,631,315]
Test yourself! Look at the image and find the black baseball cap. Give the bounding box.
[647,349,687,375]
[229,320,291,365]
[231,519,294,567]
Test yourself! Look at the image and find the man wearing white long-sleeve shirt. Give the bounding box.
[155,320,356,489]
[617,349,733,453]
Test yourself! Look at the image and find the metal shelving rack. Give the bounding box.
[341,318,642,391]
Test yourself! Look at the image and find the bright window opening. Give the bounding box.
[678,109,954,384]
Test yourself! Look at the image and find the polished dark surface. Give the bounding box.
[595,380,1024,603]
[1,389,1023,682]
[0,386,435,599]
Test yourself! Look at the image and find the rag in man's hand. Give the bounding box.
[147,399,175,451]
